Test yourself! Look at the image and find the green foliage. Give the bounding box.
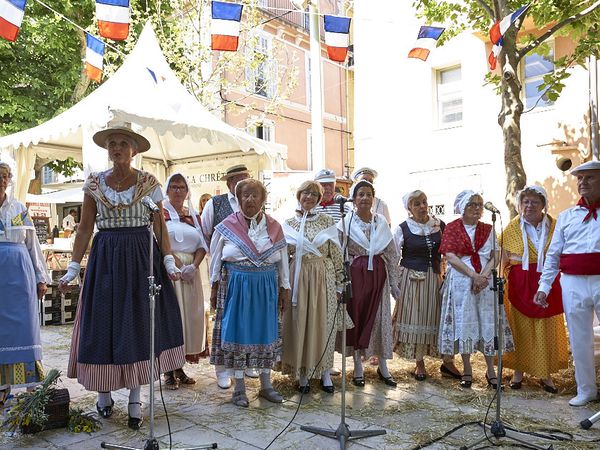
[45,157,83,177]
[3,369,61,432]
[67,408,102,433]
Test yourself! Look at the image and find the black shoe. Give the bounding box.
[486,373,500,390]
[414,372,426,382]
[127,402,143,430]
[509,380,522,390]
[377,368,397,387]
[320,380,334,394]
[440,364,462,380]
[297,384,310,394]
[96,399,114,418]
[460,374,472,388]
[351,376,365,387]
[539,380,558,394]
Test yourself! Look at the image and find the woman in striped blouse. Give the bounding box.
[59,123,185,430]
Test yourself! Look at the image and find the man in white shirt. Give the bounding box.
[534,160,600,407]
[352,167,391,225]
[62,209,77,238]
[200,164,259,387]
[313,168,351,222]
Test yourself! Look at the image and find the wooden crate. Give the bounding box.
[21,388,70,434]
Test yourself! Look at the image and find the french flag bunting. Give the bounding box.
[96,0,130,41]
[489,5,528,45]
[85,34,105,83]
[488,42,502,70]
[323,15,351,63]
[408,26,444,61]
[0,0,26,42]
[211,1,243,52]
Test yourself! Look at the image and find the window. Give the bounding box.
[247,119,275,142]
[246,34,276,98]
[436,66,463,127]
[524,47,554,109]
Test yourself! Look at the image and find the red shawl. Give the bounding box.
[577,197,600,222]
[439,219,492,273]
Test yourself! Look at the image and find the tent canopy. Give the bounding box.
[0,23,286,200]
[26,187,84,204]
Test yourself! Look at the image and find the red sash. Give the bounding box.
[507,263,563,318]
[559,253,600,275]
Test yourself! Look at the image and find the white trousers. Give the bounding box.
[561,274,600,398]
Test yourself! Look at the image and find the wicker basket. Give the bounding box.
[21,388,70,434]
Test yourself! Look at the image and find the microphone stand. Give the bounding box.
[102,207,216,450]
[458,210,548,450]
[301,201,386,449]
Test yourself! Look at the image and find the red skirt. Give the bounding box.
[507,263,563,318]
[346,255,387,349]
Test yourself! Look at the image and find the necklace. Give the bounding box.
[112,169,135,191]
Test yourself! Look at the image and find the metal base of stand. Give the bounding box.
[581,410,600,429]
[301,422,385,450]
[101,440,216,450]
[459,421,552,450]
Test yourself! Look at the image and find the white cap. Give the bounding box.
[571,160,600,175]
[314,168,336,183]
[352,167,378,181]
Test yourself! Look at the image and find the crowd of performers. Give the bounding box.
[1,123,600,430]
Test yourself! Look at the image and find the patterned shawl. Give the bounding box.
[439,218,492,273]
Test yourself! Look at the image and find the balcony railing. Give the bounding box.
[258,0,309,31]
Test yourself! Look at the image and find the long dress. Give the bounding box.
[439,220,515,356]
[392,217,445,360]
[164,203,209,362]
[209,212,289,373]
[280,213,344,378]
[0,198,49,388]
[67,171,185,391]
[338,212,399,359]
[500,215,569,377]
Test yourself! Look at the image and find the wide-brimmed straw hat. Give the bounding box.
[220,164,251,181]
[92,122,151,153]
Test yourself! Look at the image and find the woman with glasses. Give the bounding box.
[438,190,514,389]
[500,186,567,393]
[280,181,347,394]
[163,173,209,389]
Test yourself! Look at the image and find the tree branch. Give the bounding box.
[519,0,600,58]
[475,0,495,20]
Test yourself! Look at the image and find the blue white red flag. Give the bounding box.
[488,5,529,70]
[211,1,243,51]
[85,34,105,83]
[489,5,528,44]
[96,0,130,41]
[0,0,26,42]
[408,26,444,61]
[323,15,351,63]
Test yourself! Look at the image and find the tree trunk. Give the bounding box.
[70,29,91,104]
[498,36,526,218]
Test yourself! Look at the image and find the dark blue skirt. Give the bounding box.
[78,227,184,365]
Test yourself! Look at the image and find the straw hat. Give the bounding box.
[220,164,251,181]
[92,122,151,153]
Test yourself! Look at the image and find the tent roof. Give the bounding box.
[0,23,286,164]
[26,187,84,204]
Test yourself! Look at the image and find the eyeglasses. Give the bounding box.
[466,202,484,209]
[169,186,187,192]
[301,191,320,198]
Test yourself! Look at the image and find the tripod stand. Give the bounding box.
[301,203,386,449]
[102,205,216,450]
[458,210,549,450]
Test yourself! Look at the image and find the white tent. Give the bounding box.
[26,187,84,204]
[0,23,287,202]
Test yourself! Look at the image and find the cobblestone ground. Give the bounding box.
[2,324,600,449]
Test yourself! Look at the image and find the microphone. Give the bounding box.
[484,201,501,214]
[333,194,353,204]
[141,196,160,213]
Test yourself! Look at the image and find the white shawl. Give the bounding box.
[284,217,340,305]
[337,212,392,271]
